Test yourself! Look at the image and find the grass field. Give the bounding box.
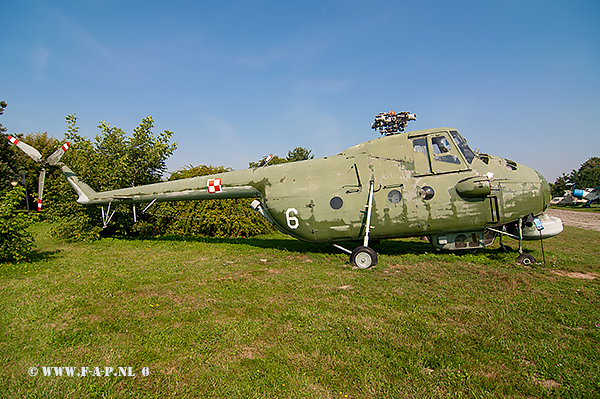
[550,204,600,213]
[1,223,599,398]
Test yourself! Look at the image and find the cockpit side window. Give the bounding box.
[410,131,471,174]
[431,135,460,164]
[413,137,427,154]
[450,130,476,164]
[431,136,451,154]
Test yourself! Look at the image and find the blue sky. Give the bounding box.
[2,0,599,182]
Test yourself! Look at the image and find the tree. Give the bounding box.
[574,157,600,188]
[48,115,177,240]
[0,100,21,190]
[248,146,313,168]
[551,157,600,197]
[248,155,288,168]
[286,147,313,162]
[0,186,38,262]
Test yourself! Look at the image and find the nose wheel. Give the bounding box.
[516,253,536,265]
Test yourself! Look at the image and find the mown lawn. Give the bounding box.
[1,223,599,398]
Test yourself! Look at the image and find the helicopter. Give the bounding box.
[8,111,563,268]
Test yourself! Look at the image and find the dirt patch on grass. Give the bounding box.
[547,208,600,232]
[551,270,598,280]
[539,379,561,389]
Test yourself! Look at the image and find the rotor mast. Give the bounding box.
[371,111,416,136]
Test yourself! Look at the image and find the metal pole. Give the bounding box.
[21,171,30,213]
[518,217,523,254]
[363,180,375,247]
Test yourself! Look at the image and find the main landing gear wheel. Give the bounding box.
[516,253,536,265]
[350,246,378,269]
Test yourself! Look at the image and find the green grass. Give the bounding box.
[1,223,599,398]
[550,203,600,213]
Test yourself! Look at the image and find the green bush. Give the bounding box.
[0,187,38,262]
[47,115,176,240]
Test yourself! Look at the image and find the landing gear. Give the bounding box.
[488,217,541,265]
[516,253,536,265]
[350,246,378,269]
[333,180,380,269]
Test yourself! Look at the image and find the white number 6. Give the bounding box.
[286,208,299,229]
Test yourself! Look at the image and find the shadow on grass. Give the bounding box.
[130,233,522,261]
[0,250,61,266]
[28,248,63,263]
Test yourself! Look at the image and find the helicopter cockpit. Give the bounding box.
[371,111,477,175]
[409,129,472,175]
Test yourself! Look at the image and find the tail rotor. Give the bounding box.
[7,136,71,211]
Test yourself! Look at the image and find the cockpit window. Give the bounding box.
[431,136,452,154]
[450,130,476,164]
[435,154,461,164]
[412,137,427,154]
[431,136,461,164]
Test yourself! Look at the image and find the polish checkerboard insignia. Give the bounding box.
[207,178,222,194]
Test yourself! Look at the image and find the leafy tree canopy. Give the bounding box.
[0,100,20,190]
[286,146,313,162]
[49,114,177,240]
[248,146,313,168]
[0,186,38,262]
[551,157,600,197]
[169,164,232,181]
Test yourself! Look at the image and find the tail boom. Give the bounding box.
[57,165,261,206]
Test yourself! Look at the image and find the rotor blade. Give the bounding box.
[7,136,43,163]
[38,169,46,212]
[46,142,71,165]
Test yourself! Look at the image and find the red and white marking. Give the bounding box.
[37,199,43,212]
[207,178,222,194]
[7,135,20,145]
[61,142,71,151]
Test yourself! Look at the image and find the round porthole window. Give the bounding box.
[388,190,402,204]
[330,196,343,210]
[419,186,435,200]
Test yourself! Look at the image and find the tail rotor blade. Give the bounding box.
[47,142,71,165]
[7,136,43,163]
[38,169,46,212]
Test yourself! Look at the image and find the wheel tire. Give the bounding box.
[516,253,536,265]
[350,246,378,269]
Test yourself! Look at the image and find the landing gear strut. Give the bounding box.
[333,180,379,269]
[488,217,539,265]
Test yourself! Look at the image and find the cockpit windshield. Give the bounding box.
[450,130,476,164]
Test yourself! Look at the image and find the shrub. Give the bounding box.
[0,187,38,262]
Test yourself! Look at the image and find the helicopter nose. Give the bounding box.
[537,170,551,209]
